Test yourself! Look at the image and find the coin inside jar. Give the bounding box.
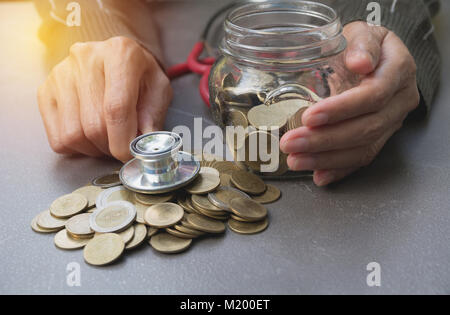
[50,193,88,219]
[229,197,268,222]
[144,203,184,228]
[84,233,125,266]
[90,201,136,233]
[247,104,287,130]
[230,170,267,195]
[149,233,192,254]
[65,213,94,238]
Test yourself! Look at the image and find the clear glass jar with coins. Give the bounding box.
[209,1,360,177]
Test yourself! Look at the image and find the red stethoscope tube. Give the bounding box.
[167,41,215,107]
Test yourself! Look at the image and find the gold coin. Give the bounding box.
[165,227,197,239]
[144,203,184,228]
[92,172,121,188]
[208,186,250,211]
[135,192,174,206]
[228,217,269,235]
[230,214,252,222]
[251,184,281,204]
[177,193,194,213]
[147,227,159,239]
[31,214,60,234]
[117,225,135,244]
[220,174,233,187]
[36,210,67,230]
[126,224,148,250]
[287,105,309,130]
[186,213,226,234]
[271,99,312,118]
[134,202,148,224]
[50,193,88,219]
[228,109,249,129]
[243,130,281,174]
[73,185,103,208]
[200,167,220,178]
[107,189,133,203]
[229,197,268,222]
[185,170,220,195]
[65,213,93,237]
[263,153,290,176]
[247,105,287,130]
[84,233,125,266]
[191,194,224,212]
[54,229,90,250]
[193,206,229,220]
[212,160,240,175]
[174,224,205,236]
[149,233,192,254]
[90,201,136,233]
[230,170,266,195]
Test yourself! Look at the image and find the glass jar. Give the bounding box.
[209,1,360,177]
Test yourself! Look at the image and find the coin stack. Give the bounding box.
[31,157,281,267]
[213,72,322,176]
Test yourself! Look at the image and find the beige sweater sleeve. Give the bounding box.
[34,0,163,68]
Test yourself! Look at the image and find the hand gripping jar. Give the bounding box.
[209,1,360,178]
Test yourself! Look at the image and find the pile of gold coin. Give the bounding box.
[31,158,281,267]
[212,72,323,176]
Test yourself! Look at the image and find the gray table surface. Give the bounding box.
[0,0,449,295]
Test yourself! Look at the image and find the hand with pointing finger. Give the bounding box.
[280,22,420,186]
[38,36,173,162]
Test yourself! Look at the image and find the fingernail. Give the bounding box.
[281,137,309,153]
[317,172,335,186]
[305,113,328,127]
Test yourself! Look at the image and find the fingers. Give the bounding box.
[136,54,173,134]
[51,60,103,157]
[303,31,415,128]
[281,86,416,154]
[313,168,360,187]
[103,37,145,162]
[70,46,110,155]
[37,82,75,155]
[287,124,399,171]
[344,22,388,74]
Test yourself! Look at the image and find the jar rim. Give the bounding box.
[221,0,346,67]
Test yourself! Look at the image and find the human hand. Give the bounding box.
[280,22,420,186]
[38,36,173,162]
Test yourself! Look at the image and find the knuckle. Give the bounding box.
[61,127,84,147]
[316,134,334,151]
[84,122,105,142]
[104,98,129,123]
[362,118,385,142]
[360,145,379,167]
[108,36,138,50]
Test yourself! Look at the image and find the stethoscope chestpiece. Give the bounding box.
[120,131,200,195]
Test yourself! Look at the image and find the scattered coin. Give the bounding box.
[50,193,88,219]
[175,224,205,237]
[149,233,192,254]
[228,218,269,235]
[84,233,125,266]
[37,210,67,230]
[92,172,121,188]
[90,201,136,233]
[231,170,267,195]
[31,214,61,234]
[166,227,197,239]
[229,198,268,222]
[134,202,148,224]
[96,186,133,209]
[126,224,148,250]
[54,229,90,250]
[251,184,281,204]
[135,192,174,206]
[220,173,233,187]
[191,194,224,213]
[65,213,94,238]
[186,214,226,234]
[73,185,103,209]
[185,170,220,195]
[117,225,135,244]
[200,167,220,178]
[147,227,159,239]
[208,186,251,211]
[144,203,184,228]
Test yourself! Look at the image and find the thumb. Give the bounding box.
[343,22,387,74]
